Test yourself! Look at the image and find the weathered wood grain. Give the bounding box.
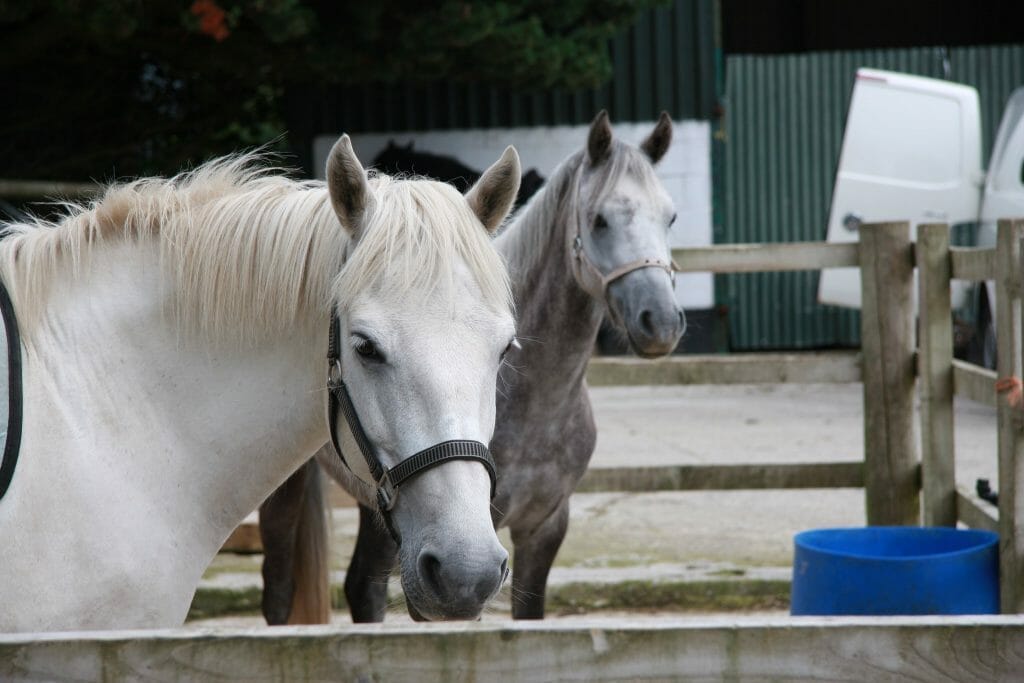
[951,246,997,282]
[917,223,956,526]
[586,352,861,386]
[672,241,859,273]
[859,222,919,525]
[577,462,866,492]
[996,219,1024,613]
[3,617,1024,682]
[953,359,998,408]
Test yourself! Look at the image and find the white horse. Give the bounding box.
[0,135,522,632]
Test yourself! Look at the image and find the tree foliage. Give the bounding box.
[0,0,663,179]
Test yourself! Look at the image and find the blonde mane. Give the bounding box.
[0,153,512,343]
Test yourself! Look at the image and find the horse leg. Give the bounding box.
[259,458,327,625]
[509,501,570,619]
[345,503,398,622]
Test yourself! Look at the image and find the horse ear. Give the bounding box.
[326,135,370,238]
[465,146,521,234]
[587,110,613,165]
[641,111,673,164]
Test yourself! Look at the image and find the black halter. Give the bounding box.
[326,314,497,529]
[0,277,22,502]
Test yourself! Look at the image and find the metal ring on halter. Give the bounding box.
[328,359,343,388]
[376,468,398,511]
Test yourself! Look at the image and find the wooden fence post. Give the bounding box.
[917,223,956,527]
[859,221,919,525]
[996,219,1024,613]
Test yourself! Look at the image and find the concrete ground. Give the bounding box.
[191,382,1000,625]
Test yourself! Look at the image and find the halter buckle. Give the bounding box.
[328,359,343,389]
[376,468,398,511]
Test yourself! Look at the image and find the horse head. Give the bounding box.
[570,110,686,358]
[325,135,520,620]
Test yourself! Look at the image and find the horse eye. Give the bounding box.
[593,214,608,230]
[670,213,678,227]
[501,337,521,360]
[354,338,383,362]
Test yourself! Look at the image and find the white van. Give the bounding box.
[818,68,1024,366]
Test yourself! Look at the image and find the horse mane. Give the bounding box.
[0,153,511,343]
[497,139,654,290]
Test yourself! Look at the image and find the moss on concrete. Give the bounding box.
[187,586,264,621]
[188,577,789,621]
[547,579,790,614]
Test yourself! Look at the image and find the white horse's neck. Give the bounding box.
[1,241,328,631]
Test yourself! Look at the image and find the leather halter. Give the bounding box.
[325,313,497,529]
[570,220,679,304]
[0,277,21,502]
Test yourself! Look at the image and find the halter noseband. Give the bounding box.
[570,224,679,303]
[326,314,497,533]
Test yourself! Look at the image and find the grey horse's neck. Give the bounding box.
[496,152,603,398]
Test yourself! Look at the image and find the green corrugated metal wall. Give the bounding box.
[306,0,716,134]
[723,44,1024,350]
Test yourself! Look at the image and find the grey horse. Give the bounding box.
[259,110,685,622]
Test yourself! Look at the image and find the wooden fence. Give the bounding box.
[579,219,1024,614]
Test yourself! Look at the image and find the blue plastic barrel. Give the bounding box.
[791,527,999,615]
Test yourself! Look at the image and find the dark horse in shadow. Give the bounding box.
[371,140,545,211]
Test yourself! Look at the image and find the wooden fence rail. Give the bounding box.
[623,221,1021,611]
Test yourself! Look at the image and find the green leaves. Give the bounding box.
[0,0,666,180]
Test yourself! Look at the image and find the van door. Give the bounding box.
[978,87,1024,246]
[970,86,1024,367]
[818,69,984,308]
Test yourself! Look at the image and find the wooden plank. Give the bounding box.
[586,351,862,387]
[220,520,262,554]
[671,241,858,273]
[951,246,997,282]
[997,219,1024,613]
[917,223,957,527]
[957,484,999,533]
[4,618,1024,682]
[0,179,100,199]
[576,462,865,492]
[952,359,998,408]
[858,222,919,526]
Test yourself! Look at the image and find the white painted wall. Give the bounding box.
[314,120,713,308]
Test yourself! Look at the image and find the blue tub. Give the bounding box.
[791,526,999,615]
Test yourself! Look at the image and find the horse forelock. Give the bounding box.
[334,175,512,315]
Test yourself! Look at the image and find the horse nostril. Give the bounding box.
[639,310,655,336]
[678,310,687,336]
[500,557,509,583]
[419,552,444,596]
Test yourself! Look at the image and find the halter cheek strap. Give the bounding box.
[0,277,22,503]
[326,314,497,535]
